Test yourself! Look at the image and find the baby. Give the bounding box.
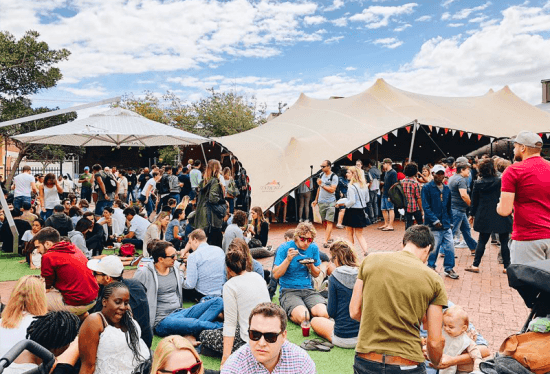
[440,305,482,374]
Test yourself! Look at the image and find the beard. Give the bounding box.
[514,152,523,162]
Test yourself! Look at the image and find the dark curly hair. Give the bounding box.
[404,162,418,177]
[478,158,496,179]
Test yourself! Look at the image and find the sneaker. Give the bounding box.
[299,219,304,223]
[444,269,459,279]
[427,265,437,272]
[455,240,468,248]
[319,279,329,292]
[336,224,344,229]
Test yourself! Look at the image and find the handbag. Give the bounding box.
[353,184,372,225]
[205,180,227,219]
[120,243,136,257]
[499,332,550,374]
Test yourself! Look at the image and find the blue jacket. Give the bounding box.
[421,180,453,230]
[328,266,360,339]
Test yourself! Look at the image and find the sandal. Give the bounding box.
[381,228,394,231]
[300,340,331,352]
[310,338,334,348]
[465,266,480,273]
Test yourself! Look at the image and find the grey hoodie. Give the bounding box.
[332,265,358,289]
[68,230,91,259]
[133,260,184,329]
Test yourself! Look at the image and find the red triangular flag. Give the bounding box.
[428,125,433,131]
[477,134,482,140]
[282,196,288,205]
[382,134,389,141]
[347,153,353,161]
[459,131,464,137]
[365,144,371,151]
[444,128,449,135]
[305,180,311,188]
[538,133,543,138]
[405,126,411,133]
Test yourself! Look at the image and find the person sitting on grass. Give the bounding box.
[82,211,105,257]
[121,207,150,255]
[45,204,73,237]
[272,222,329,326]
[222,210,248,252]
[166,208,186,250]
[267,229,294,299]
[34,227,99,319]
[68,206,83,227]
[68,218,93,259]
[311,240,359,349]
[0,209,32,255]
[149,335,220,374]
[88,255,153,348]
[21,218,45,268]
[143,211,171,253]
[221,302,316,374]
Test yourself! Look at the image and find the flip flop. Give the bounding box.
[381,228,394,231]
[377,226,387,230]
[300,340,331,352]
[310,338,334,348]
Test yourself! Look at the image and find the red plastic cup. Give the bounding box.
[301,322,311,337]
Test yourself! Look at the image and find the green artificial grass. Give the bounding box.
[0,252,40,282]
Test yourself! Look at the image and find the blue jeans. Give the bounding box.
[41,209,54,220]
[381,197,394,211]
[13,196,31,211]
[367,191,379,220]
[354,355,426,374]
[127,188,136,203]
[427,228,455,272]
[154,297,224,337]
[227,197,235,214]
[94,199,113,215]
[451,209,478,250]
[80,187,92,203]
[139,195,153,217]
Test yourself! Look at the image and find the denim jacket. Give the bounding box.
[421,180,453,230]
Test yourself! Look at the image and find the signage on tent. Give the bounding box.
[260,180,283,192]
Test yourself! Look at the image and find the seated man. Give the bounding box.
[121,207,150,253]
[34,227,99,318]
[272,222,329,325]
[0,209,32,255]
[45,204,73,237]
[221,302,316,374]
[180,229,226,302]
[87,255,153,348]
[222,210,248,252]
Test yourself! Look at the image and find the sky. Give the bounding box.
[2,0,550,117]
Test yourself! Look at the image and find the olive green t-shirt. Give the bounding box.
[356,250,448,363]
[79,173,93,188]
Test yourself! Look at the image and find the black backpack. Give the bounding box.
[388,182,407,209]
[158,174,171,194]
[98,171,117,194]
[328,173,341,199]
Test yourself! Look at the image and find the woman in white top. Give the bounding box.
[117,171,128,203]
[143,211,170,252]
[97,207,123,244]
[337,166,370,256]
[79,282,149,374]
[21,218,45,269]
[39,173,62,220]
[0,275,48,358]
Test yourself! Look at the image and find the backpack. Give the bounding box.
[388,182,407,209]
[498,332,550,374]
[158,174,170,195]
[328,173,341,199]
[97,171,117,194]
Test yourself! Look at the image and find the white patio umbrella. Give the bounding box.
[13,107,209,147]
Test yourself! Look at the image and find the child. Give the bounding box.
[440,305,482,374]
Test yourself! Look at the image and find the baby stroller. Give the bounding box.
[480,259,550,374]
[0,340,55,374]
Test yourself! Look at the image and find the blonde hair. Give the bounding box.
[222,167,232,179]
[1,275,47,329]
[153,212,171,230]
[203,160,222,183]
[293,222,317,241]
[251,206,268,235]
[348,166,367,188]
[443,305,469,327]
[151,335,204,374]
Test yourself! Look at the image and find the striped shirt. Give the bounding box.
[221,341,316,374]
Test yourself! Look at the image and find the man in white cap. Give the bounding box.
[497,131,550,264]
[421,164,459,279]
[87,255,153,347]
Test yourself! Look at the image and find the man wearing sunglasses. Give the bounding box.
[221,302,315,374]
[311,160,338,248]
[272,222,329,326]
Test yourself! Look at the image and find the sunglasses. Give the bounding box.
[298,236,313,243]
[163,254,177,259]
[93,272,105,277]
[158,362,202,374]
[320,165,327,168]
[248,329,282,343]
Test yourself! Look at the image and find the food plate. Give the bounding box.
[298,258,315,264]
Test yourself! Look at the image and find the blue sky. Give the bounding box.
[2,0,550,116]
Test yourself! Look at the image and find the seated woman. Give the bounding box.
[222,210,248,252]
[79,282,150,374]
[96,207,123,247]
[0,275,48,358]
[247,207,274,259]
[166,208,185,250]
[68,206,83,227]
[79,199,91,212]
[143,211,170,252]
[199,246,270,363]
[149,335,219,374]
[311,240,359,349]
[69,218,93,259]
[83,211,105,257]
[21,218,45,269]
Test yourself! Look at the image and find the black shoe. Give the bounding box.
[444,269,459,279]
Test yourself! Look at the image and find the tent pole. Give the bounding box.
[408,120,418,162]
[0,191,18,253]
[200,143,208,164]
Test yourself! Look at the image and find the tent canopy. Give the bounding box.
[216,79,550,211]
[13,107,209,147]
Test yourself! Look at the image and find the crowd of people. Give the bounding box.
[0,130,548,374]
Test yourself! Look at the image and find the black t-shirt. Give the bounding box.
[127,173,138,189]
[178,174,192,197]
[383,169,398,198]
[137,173,150,189]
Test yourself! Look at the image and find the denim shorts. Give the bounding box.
[381,197,394,211]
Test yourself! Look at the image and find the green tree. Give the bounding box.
[0,30,73,185]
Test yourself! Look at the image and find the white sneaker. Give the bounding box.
[299,219,304,223]
[455,240,468,248]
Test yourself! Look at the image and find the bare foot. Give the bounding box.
[183,335,201,347]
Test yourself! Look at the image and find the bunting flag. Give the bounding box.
[358,147,364,154]
[282,196,288,205]
[290,191,295,199]
[477,134,482,141]
[444,128,449,135]
[377,137,383,144]
[405,126,411,133]
[382,134,389,141]
[467,132,472,138]
[434,127,440,134]
[212,141,216,146]
[365,144,371,151]
[490,137,495,143]
[347,153,353,161]
[305,180,311,188]
[416,123,420,130]
[459,131,464,137]
[452,130,456,136]
[547,134,550,139]
[428,125,433,132]
[269,206,275,214]
[392,130,398,137]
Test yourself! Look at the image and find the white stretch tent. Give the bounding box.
[216,79,550,211]
[13,107,209,147]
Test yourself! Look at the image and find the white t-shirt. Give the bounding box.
[0,314,36,358]
[13,173,35,197]
[61,179,73,193]
[140,178,157,197]
[117,176,128,194]
[130,215,150,241]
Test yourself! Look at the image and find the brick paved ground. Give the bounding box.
[0,220,529,352]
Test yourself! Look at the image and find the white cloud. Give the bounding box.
[332,17,348,27]
[0,0,320,83]
[345,66,357,71]
[349,3,418,29]
[394,23,412,32]
[452,2,491,20]
[448,23,464,27]
[373,37,404,49]
[324,36,344,44]
[469,15,488,23]
[59,84,107,97]
[324,0,344,12]
[416,15,432,22]
[441,12,451,20]
[442,0,458,8]
[304,15,326,25]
